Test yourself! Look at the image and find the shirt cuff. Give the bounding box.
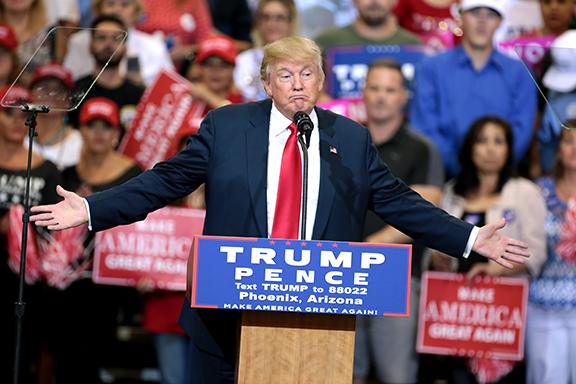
[83,198,92,231]
[463,226,480,259]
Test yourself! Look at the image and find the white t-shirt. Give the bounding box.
[30,129,83,170]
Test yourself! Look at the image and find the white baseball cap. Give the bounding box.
[460,0,506,17]
[543,31,576,93]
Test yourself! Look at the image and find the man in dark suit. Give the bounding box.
[32,37,529,384]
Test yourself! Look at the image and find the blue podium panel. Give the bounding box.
[190,236,412,316]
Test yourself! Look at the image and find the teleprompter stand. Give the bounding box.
[13,104,50,384]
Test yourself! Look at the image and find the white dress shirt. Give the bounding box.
[266,103,320,241]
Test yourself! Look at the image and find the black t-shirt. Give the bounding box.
[0,160,61,218]
[363,123,434,277]
[68,76,145,130]
[0,160,61,257]
[62,163,142,194]
[1,160,61,333]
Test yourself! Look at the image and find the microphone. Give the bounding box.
[293,111,313,149]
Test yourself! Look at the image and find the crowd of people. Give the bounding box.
[1,0,575,383]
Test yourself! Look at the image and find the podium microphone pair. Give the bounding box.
[294,111,313,148]
[293,110,313,240]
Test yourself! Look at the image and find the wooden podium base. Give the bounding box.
[237,312,356,384]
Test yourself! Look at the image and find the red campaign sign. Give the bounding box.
[119,69,206,169]
[417,271,528,360]
[93,207,205,291]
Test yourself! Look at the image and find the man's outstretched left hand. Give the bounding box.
[472,218,530,269]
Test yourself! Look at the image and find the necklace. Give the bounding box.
[38,124,66,146]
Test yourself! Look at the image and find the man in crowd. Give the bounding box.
[410,0,537,177]
[314,0,421,50]
[32,36,530,384]
[68,14,144,132]
[354,58,444,384]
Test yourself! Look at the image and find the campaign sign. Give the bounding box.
[93,207,205,290]
[119,69,206,169]
[317,98,366,123]
[417,272,528,360]
[497,36,554,70]
[325,44,427,99]
[190,236,412,316]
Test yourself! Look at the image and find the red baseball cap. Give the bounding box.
[196,35,237,65]
[0,85,31,107]
[0,24,17,50]
[30,63,74,90]
[79,97,120,127]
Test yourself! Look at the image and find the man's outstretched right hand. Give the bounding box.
[31,185,88,230]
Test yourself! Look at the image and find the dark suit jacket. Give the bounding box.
[87,99,473,358]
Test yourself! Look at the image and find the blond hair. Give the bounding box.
[0,0,46,37]
[260,36,324,82]
[253,0,298,45]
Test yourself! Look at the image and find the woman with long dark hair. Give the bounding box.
[431,116,547,383]
[527,121,576,384]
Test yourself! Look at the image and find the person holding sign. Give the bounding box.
[527,124,576,384]
[31,36,531,384]
[430,116,546,383]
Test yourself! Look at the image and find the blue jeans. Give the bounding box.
[154,333,191,384]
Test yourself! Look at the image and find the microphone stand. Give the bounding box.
[13,103,50,384]
[297,134,308,241]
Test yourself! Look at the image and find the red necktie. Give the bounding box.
[271,122,302,239]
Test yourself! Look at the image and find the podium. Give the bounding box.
[187,236,412,384]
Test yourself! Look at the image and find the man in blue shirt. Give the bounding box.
[410,0,537,177]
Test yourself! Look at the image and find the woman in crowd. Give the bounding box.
[0,0,52,84]
[431,116,547,383]
[0,23,20,87]
[527,122,576,384]
[46,97,142,383]
[185,34,242,115]
[28,63,82,170]
[0,85,61,383]
[233,0,296,101]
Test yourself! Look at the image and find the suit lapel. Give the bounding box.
[246,100,272,237]
[312,107,338,239]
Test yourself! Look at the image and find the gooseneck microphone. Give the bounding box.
[293,111,313,241]
[293,111,313,149]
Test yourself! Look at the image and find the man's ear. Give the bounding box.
[262,78,272,96]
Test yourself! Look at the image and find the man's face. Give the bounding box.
[363,67,407,124]
[90,21,126,67]
[540,0,573,33]
[263,60,324,120]
[354,0,396,27]
[460,8,502,50]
